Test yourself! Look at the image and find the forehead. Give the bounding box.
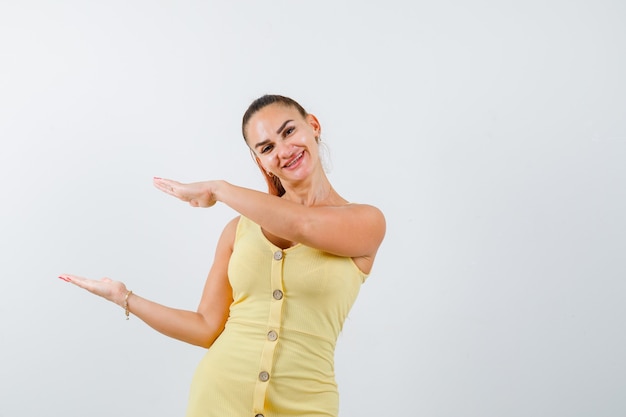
[246,104,304,137]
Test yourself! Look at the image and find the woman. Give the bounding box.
[59,95,386,417]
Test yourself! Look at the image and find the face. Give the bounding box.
[245,103,321,182]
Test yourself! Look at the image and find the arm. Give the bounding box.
[59,217,236,348]
[216,183,385,258]
[153,179,386,259]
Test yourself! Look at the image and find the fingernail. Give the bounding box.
[58,275,71,282]
[153,177,162,180]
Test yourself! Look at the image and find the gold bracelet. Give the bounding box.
[124,290,133,320]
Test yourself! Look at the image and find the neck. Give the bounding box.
[281,170,343,207]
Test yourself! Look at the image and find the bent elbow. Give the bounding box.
[194,318,227,349]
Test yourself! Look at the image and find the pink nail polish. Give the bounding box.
[58,275,71,282]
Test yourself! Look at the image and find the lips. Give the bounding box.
[283,151,304,169]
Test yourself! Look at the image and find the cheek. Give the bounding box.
[263,154,277,168]
[292,134,309,147]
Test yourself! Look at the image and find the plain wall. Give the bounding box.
[1,1,625,416]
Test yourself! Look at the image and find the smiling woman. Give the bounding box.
[243,95,324,198]
[59,94,386,417]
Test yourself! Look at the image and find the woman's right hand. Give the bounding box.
[58,274,129,307]
[153,177,221,208]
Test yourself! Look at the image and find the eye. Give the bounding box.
[260,144,274,154]
[284,126,295,137]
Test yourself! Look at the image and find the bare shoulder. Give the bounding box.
[343,203,386,235]
[216,216,241,251]
[223,215,242,232]
[311,201,386,260]
[343,202,384,216]
[340,204,385,274]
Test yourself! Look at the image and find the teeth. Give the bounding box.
[285,152,303,168]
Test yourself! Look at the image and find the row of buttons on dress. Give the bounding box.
[272,251,283,303]
[270,250,283,343]
[254,250,285,416]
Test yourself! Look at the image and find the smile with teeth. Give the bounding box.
[284,152,304,168]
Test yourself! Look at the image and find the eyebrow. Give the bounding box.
[254,119,294,149]
[276,119,293,134]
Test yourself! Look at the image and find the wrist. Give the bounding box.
[114,288,129,307]
[123,290,133,320]
[212,180,229,203]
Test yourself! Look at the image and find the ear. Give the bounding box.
[306,113,321,136]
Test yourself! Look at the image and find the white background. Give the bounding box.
[1,1,625,416]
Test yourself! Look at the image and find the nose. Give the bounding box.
[275,140,294,160]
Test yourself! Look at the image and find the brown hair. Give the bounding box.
[242,95,309,197]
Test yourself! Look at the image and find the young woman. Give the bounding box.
[59,95,386,417]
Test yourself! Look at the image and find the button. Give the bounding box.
[255,414,264,417]
[272,289,283,300]
[267,330,278,341]
[259,371,270,382]
[273,250,283,260]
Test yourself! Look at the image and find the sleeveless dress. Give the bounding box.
[185,215,368,417]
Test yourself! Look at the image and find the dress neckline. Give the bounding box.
[251,221,302,251]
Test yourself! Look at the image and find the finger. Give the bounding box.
[59,273,85,283]
[61,274,92,290]
[154,178,195,203]
[153,178,174,193]
[153,178,181,197]
[62,274,106,295]
[153,177,180,189]
[58,274,72,282]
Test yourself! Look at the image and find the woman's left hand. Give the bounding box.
[58,274,128,307]
[153,177,218,207]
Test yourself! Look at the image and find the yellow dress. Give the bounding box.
[186,215,368,417]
